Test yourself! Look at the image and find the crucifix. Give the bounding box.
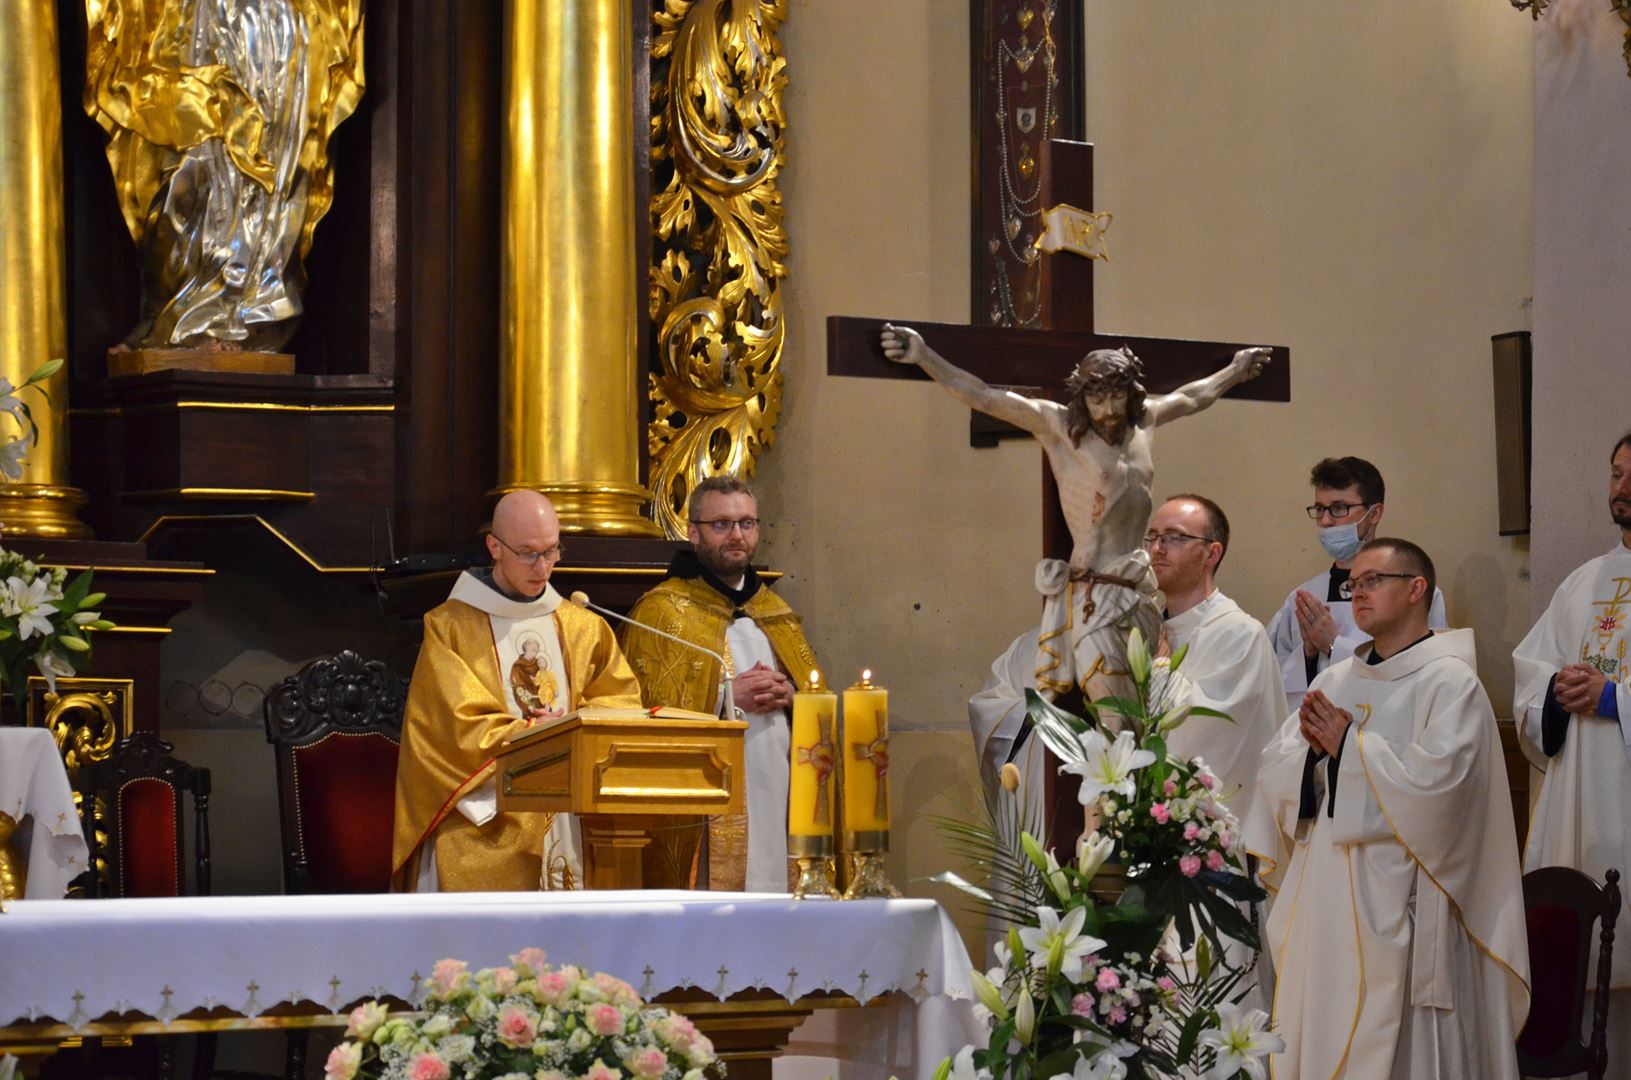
[825,1,1291,855]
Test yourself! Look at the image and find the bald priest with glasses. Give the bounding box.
[391,490,643,893]
[620,476,820,892]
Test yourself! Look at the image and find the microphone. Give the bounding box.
[569,591,739,722]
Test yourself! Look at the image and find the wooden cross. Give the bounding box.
[829,1,1290,560]
[828,2,1291,854]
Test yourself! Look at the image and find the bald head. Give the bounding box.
[486,490,563,598]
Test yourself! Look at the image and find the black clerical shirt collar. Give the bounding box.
[668,550,762,613]
[473,566,545,604]
[1366,629,1434,666]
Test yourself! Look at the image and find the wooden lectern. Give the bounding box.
[495,707,746,890]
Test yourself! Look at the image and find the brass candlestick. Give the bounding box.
[787,834,839,899]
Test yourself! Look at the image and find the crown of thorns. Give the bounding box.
[1066,346,1144,395]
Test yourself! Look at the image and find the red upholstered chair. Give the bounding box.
[75,732,213,1080]
[80,731,212,900]
[262,650,406,894]
[1518,865,1621,1080]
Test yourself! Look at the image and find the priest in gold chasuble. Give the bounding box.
[621,478,818,892]
[391,493,641,892]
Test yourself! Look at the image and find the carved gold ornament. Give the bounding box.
[649,0,789,538]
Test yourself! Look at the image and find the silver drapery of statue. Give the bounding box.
[83,0,365,353]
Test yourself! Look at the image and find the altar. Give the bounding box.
[0,891,982,1078]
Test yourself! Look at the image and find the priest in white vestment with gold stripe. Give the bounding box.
[1248,538,1529,1079]
[1513,432,1631,1072]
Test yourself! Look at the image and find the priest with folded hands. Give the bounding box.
[1246,537,1529,1079]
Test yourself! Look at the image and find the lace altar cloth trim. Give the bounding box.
[0,890,975,1028]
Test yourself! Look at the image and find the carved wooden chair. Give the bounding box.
[75,731,213,1080]
[1518,865,1621,1080]
[262,649,407,894]
[263,650,405,1080]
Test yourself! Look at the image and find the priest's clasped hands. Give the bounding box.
[736,661,795,713]
[1554,661,1611,716]
[1293,589,1339,657]
[1299,689,1353,757]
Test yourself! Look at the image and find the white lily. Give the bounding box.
[1126,626,1151,686]
[1014,983,1036,1043]
[1077,831,1115,879]
[968,969,1008,1021]
[1017,905,1106,983]
[1198,1003,1284,1080]
[1049,1043,1136,1080]
[34,649,73,693]
[1059,729,1156,805]
[4,575,57,640]
[1148,657,1195,733]
[0,438,26,483]
[946,1045,993,1080]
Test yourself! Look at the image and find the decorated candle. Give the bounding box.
[842,670,890,834]
[788,670,838,837]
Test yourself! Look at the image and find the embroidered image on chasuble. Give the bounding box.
[391,573,641,893]
[620,574,817,892]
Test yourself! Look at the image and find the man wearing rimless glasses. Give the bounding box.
[1266,456,1447,711]
[621,476,820,893]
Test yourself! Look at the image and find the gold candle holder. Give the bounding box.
[840,836,900,900]
[787,834,839,899]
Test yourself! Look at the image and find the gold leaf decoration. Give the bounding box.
[649,0,789,538]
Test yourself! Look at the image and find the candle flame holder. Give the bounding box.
[787,833,839,899]
[840,830,900,899]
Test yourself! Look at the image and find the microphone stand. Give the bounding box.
[569,592,738,721]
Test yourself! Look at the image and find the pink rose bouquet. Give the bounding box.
[328,948,718,1080]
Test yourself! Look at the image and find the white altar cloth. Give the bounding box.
[0,727,89,900]
[0,890,981,1076]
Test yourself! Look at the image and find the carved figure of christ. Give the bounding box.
[880,326,1271,576]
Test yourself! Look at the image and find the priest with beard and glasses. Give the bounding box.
[1514,430,1631,1070]
[391,490,643,892]
[619,476,819,892]
[1247,538,1529,1079]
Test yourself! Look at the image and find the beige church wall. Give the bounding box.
[1531,0,1631,613]
[755,0,1532,943]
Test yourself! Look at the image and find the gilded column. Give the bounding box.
[0,0,88,538]
[501,0,659,535]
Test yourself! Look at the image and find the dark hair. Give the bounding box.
[1167,493,1231,571]
[1064,347,1148,446]
[687,475,755,522]
[1310,456,1385,506]
[1357,537,1436,600]
[1612,431,1631,462]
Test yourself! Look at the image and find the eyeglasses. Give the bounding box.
[691,517,760,536]
[1142,531,1211,550]
[490,533,565,566]
[1341,571,1419,597]
[1306,502,1369,521]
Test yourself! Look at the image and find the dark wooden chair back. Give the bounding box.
[79,731,211,899]
[263,650,406,894]
[1518,865,1621,1080]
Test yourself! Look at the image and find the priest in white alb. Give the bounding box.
[1513,431,1631,1067]
[1145,494,1284,806]
[1248,537,1529,1079]
[969,626,1048,835]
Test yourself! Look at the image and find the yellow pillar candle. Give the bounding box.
[842,670,890,834]
[789,671,837,837]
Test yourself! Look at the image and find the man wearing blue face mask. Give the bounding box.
[1266,456,1448,710]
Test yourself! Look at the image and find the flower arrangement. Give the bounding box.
[323,948,721,1080]
[935,629,1279,1080]
[0,549,109,712]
